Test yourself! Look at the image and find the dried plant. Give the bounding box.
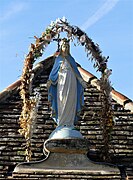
[99,70,114,161]
[19,17,113,161]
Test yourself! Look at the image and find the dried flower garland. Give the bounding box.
[99,69,114,161]
[19,17,113,161]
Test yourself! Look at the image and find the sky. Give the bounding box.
[0,0,133,100]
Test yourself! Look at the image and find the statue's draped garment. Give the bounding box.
[48,54,84,126]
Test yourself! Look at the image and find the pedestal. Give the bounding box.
[13,126,120,179]
[14,138,119,174]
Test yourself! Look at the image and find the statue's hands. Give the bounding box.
[78,77,87,88]
[81,80,87,88]
[47,80,51,89]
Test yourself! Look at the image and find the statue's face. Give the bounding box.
[61,41,70,54]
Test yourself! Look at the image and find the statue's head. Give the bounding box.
[60,38,70,56]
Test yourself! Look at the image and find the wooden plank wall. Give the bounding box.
[0,64,132,179]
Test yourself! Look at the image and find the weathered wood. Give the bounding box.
[0,57,133,179]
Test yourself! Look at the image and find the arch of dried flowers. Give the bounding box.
[19,17,114,161]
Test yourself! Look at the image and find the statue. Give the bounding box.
[47,38,86,130]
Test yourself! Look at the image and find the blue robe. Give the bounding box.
[48,54,84,125]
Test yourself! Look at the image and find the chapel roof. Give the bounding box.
[0,55,133,111]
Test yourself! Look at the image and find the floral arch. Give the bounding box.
[19,17,113,161]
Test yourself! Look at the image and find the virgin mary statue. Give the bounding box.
[47,38,86,129]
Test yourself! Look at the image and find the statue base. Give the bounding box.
[49,126,83,139]
[13,139,119,175]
